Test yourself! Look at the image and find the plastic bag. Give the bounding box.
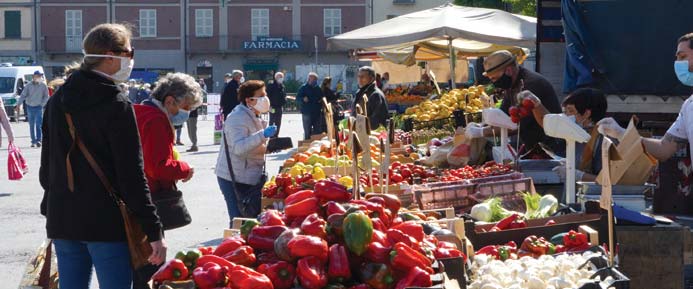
[8,143,28,180]
[448,127,488,167]
[422,142,453,168]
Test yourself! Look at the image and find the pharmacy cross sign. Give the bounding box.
[243,37,302,50]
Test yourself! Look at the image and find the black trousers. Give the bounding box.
[133,263,160,289]
[269,106,283,137]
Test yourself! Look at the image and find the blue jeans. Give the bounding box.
[53,239,132,289]
[26,105,43,144]
[218,176,240,228]
[302,113,314,140]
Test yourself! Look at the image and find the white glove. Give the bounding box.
[596,117,626,140]
[552,164,585,182]
[465,122,486,139]
[517,90,541,106]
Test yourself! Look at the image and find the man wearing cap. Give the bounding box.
[297,72,323,140]
[220,70,243,120]
[16,70,49,147]
[468,50,564,154]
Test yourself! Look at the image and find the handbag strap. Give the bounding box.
[64,113,122,204]
[222,131,266,186]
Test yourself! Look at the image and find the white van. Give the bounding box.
[0,65,45,121]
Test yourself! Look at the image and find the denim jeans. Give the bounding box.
[26,105,43,144]
[53,239,132,289]
[218,176,240,228]
[302,114,313,140]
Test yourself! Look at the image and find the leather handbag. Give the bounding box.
[223,132,264,217]
[64,113,153,269]
[151,187,192,231]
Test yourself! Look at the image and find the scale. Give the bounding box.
[482,108,517,163]
[542,114,591,204]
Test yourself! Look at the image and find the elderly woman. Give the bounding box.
[216,80,276,224]
[40,23,165,289]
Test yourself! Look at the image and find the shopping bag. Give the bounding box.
[18,239,58,289]
[8,143,28,180]
[596,117,656,185]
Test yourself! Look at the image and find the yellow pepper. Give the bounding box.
[338,176,353,189]
[289,166,305,177]
[312,167,326,180]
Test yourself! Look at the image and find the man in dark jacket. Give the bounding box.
[220,70,242,119]
[354,66,389,129]
[297,72,323,140]
[267,72,286,138]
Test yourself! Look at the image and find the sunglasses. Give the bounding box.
[112,46,135,59]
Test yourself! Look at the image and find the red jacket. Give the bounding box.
[134,104,191,193]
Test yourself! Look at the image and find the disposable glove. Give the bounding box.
[263,125,278,138]
[596,117,626,140]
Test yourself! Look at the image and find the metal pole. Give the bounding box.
[448,38,456,89]
[315,35,318,67]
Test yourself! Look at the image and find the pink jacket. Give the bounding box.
[0,98,14,147]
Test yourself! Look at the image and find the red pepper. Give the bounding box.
[285,190,315,206]
[391,221,425,242]
[371,229,389,246]
[325,201,347,217]
[296,173,313,185]
[296,256,328,289]
[213,236,246,257]
[222,245,256,267]
[390,242,433,274]
[285,197,320,218]
[314,180,352,202]
[433,247,465,260]
[257,261,296,289]
[248,225,289,251]
[554,245,567,253]
[274,228,300,262]
[371,217,387,232]
[521,235,552,256]
[288,234,329,261]
[227,264,274,289]
[262,184,279,198]
[193,262,229,289]
[365,242,392,264]
[196,254,237,270]
[370,194,401,215]
[328,244,351,282]
[475,245,499,259]
[437,241,456,249]
[259,209,286,226]
[301,213,327,239]
[285,183,302,195]
[492,213,520,231]
[275,173,293,189]
[256,251,280,265]
[349,284,372,289]
[507,219,528,229]
[564,230,589,248]
[152,259,189,283]
[386,229,418,249]
[394,266,432,289]
[198,246,214,256]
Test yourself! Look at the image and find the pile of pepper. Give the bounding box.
[153,180,466,289]
[474,230,591,261]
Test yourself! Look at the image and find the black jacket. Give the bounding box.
[221,80,240,117]
[267,81,286,108]
[40,70,163,242]
[322,87,338,103]
[353,82,389,129]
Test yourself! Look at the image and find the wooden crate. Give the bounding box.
[261,197,284,211]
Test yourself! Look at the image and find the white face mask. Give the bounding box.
[276,77,284,84]
[240,77,246,83]
[253,96,271,113]
[84,53,134,83]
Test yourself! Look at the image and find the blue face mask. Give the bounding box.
[675,60,693,86]
[170,109,190,126]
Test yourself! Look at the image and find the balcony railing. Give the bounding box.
[186,34,344,54]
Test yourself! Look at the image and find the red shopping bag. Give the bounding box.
[8,143,28,180]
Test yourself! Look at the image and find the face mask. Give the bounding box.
[566,114,577,123]
[253,96,271,113]
[382,80,388,87]
[493,73,513,89]
[675,60,693,86]
[276,77,284,84]
[84,53,134,83]
[170,109,190,126]
[309,79,317,86]
[240,77,245,83]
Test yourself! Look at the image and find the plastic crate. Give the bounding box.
[413,177,532,212]
[403,116,456,132]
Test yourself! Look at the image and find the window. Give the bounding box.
[323,9,341,37]
[251,9,269,41]
[139,9,157,38]
[65,10,82,51]
[195,9,213,37]
[4,11,21,39]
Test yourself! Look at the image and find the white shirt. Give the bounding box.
[665,95,693,163]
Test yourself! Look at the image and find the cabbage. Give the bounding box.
[471,203,492,222]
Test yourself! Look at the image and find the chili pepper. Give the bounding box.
[213,236,246,257]
[360,263,395,289]
[314,180,352,202]
[275,173,293,190]
[297,256,328,289]
[349,284,372,289]
[564,230,589,248]
[386,229,418,249]
[343,211,374,256]
[285,197,320,218]
[371,217,387,232]
[301,213,327,239]
[371,229,389,246]
[222,245,256,267]
[196,254,237,270]
[259,209,286,226]
[175,249,202,271]
[240,219,261,240]
[193,262,228,289]
[434,247,465,260]
[491,213,520,231]
[326,213,346,238]
[390,242,433,274]
[394,266,432,289]
[274,228,300,262]
[288,234,329,261]
[285,190,315,206]
[199,246,214,256]
[257,261,296,289]
[257,251,280,265]
[555,244,567,253]
[391,221,425,242]
[262,184,279,198]
[325,201,347,217]
[365,242,392,264]
[227,264,274,289]
[152,259,189,283]
[248,225,289,251]
[328,244,352,282]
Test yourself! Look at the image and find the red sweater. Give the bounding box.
[134,104,191,193]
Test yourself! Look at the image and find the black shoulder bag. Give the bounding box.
[223,131,266,217]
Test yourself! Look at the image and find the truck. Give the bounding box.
[0,65,45,121]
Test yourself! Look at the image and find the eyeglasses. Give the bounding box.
[112,46,135,59]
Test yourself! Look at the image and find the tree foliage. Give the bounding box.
[454,0,536,17]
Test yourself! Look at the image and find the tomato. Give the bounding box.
[400,168,412,178]
[390,173,404,183]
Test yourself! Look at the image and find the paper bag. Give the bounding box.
[596,118,657,185]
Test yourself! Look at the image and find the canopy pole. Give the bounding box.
[448,38,456,89]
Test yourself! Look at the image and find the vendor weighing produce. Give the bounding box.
[466,50,564,155]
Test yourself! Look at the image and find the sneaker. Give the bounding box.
[176,141,184,146]
[186,146,198,152]
[31,144,35,148]
[36,142,41,148]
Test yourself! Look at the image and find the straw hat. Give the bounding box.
[483,50,515,76]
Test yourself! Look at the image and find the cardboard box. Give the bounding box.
[597,118,657,185]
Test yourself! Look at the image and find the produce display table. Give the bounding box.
[616,222,693,289]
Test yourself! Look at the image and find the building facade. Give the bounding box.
[370,0,449,24]
[0,0,36,65]
[38,0,369,93]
